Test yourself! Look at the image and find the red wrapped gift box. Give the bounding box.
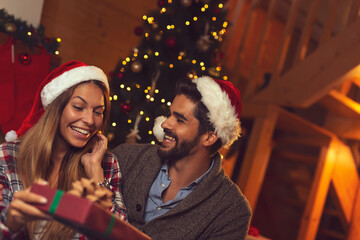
[30,183,151,240]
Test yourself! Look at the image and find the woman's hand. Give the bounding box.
[5,180,52,233]
[81,133,107,182]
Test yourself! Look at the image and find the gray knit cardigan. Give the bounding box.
[112,144,251,240]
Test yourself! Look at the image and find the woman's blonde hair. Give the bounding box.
[17,80,110,239]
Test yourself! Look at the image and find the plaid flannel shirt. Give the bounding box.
[0,141,127,240]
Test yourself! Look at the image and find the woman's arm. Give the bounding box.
[102,152,127,221]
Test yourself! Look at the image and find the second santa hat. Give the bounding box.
[5,60,109,142]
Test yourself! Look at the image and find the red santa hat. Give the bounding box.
[5,60,109,142]
[153,76,242,148]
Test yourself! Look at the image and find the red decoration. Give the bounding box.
[19,53,31,65]
[165,37,177,48]
[134,26,144,36]
[214,8,220,14]
[158,0,167,7]
[120,103,131,113]
[248,226,259,237]
[117,72,124,78]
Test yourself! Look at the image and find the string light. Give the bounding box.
[167,25,171,30]
[113,95,118,100]
[193,17,198,21]
[144,54,149,59]
[204,4,209,8]
[27,32,32,36]
[168,0,172,3]
[120,84,125,88]
[57,38,61,42]
[216,66,222,71]
[171,25,175,29]
[185,21,190,25]
[122,60,127,65]
[128,119,132,123]
[136,84,140,88]
[144,89,149,93]
[146,95,151,99]
[161,99,165,103]
[150,97,154,101]
[126,57,130,62]
[140,111,144,115]
[201,7,206,12]
[212,17,217,21]
[201,67,206,71]
[218,3,224,8]
[126,87,131,91]
[192,59,196,64]
[200,62,205,66]
[223,22,228,28]
[55,51,60,55]
[147,86,151,90]
[134,52,138,57]
[160,8,166,13]
[109,96,113,101]
[169,64,174,68]
[151,141,156,145]
[145,33,149,37]
[148,130,153,135]
[167,102,171,106]
[155,51,159,56]
[112,122,117,127]
[178,56,182,60]
[145,117,150,121]
[143,15,147,20]
[223,76,228,80]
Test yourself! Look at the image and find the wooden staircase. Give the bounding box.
[222,0,360,239]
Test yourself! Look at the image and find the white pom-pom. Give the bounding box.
[153,116,167,142]
[5,130,18,142]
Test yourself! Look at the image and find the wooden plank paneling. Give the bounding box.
[40,0,157,75]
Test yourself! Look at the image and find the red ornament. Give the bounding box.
[214,8,220,14]
[19,53,31,65]
[117,72,124,78]
[165,37,177,48]
[134,26,144,36]
[158,0,167,7]
[120,103,131,113]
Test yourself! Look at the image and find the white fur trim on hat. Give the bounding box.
[193,76,241,148]
[153,116,167,142]
[5,130,18,142]
[41,65,108,109]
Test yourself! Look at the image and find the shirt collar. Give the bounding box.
[160,158,215,188]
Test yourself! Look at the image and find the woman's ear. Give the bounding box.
[202,131,219,147]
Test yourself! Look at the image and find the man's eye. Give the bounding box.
[177,118,184,123]
[73,106,83,110]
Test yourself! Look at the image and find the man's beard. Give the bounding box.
[158,129,201,165]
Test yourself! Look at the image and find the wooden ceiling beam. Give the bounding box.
[250,18,360,108]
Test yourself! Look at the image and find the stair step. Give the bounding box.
[272,150,318,165]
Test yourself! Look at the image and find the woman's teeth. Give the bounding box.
[71,127,90,135]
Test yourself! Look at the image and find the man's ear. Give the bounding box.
[202,131,219,147]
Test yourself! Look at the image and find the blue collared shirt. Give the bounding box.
[144,159,214,223]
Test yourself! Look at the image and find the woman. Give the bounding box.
[0,61,126,239]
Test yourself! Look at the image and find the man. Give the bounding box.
[113,76,251,240]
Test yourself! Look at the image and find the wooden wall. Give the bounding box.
[40,0,157,75]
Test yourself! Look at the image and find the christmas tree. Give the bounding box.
[107,0,230,148]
